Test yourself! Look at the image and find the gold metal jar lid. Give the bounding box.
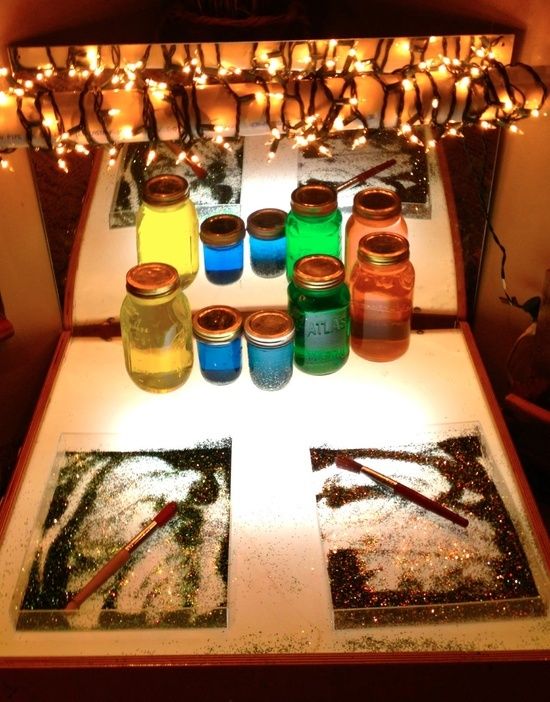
[200,214,245,247]
[244,310,295,347]
[290,183,337,216]
[293,255,345,290]
[142,174,190,206]
[353,188,401,220]
[126,262,180,297]
[192,305,243,342]
[246,209,287,239]
[357,232,410,266]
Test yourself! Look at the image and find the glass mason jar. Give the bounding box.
[288,254,350,375]
[192,305,243,384]
[200,214,245,285]
[120,262,194,392]
[349,232,415,362]
[244,310,295,390]
[246,208,287,278]
[136,174,199,289]
[345,188,407,280]
[285,183,342,281]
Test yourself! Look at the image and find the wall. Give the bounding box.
[473,0,550,400]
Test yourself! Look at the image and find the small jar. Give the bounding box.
[120,262,194,392]
[285,183,342,280]
[288,255,350,375]
[246,208,287,278]
[244,310,295,390]
[349,232,415,362]
[200,214,245,284]
[192,305,243,384]
[345,188,407,280]
[136,174,199,288]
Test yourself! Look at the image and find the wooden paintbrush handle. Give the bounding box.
[65,549,130,610]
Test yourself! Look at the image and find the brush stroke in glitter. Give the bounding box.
[310,428,544,628]
[17,440,231,631]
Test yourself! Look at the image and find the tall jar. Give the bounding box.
[192,305,243,384]
[120,262,194,392]
[345,188,407,280]
[349,232,415,362]
[285,183,342,280]
[136,174,199,288]
[288,254,350,375]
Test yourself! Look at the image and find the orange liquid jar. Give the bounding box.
[344,188,407,280]
[349,232,414,362]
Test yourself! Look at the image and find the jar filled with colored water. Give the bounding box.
[120,262,194,392]
[136,174,199,289]
[246,208,287,278]
[285,183,342,280]
[349,232,415,362]
[192,305,243,384]
[244,310,295,390]
[288,254,350,375]
[200,214,245,284]
[345,188,407,280]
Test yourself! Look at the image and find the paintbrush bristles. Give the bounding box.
[335,454,362,473]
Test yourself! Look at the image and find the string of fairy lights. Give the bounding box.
[0,35,547,173]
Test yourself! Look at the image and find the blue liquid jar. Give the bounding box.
[246,208,287,278]
[244,310,295,391]
[192,305,243,384]
[200,214,245,285]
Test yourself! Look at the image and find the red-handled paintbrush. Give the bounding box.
[335,454,468,528]
[65,501,178,611]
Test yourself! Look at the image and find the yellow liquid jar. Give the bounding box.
[136,174,199,289]
[120,262,194,392]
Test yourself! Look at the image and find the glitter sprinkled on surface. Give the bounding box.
[310,429,544,628]
[17,439,231,631]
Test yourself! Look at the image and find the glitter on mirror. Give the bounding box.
[17,439,231,631]
[310,427,544,628]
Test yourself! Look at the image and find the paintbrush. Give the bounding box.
[335,454,468,528]
[65,501,178,611]
[334,158,396,192]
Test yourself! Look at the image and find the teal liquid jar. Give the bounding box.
[246,208,287,278]
[136,174,199,289]
[200,214,245,285]
[288,255,350,375]
[285,183,342,280]
[192,305,243,384]
[244,310,295,390]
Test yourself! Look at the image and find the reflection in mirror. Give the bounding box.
[15,35,537,317]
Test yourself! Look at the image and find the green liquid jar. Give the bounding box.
[288,254,350,375]
[285,183,342,280]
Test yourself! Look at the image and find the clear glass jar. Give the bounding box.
[200,214,245,285]
[246,208,287,278]
[285,183,342,281]
[345,188,407,280]
[349,232,415,362]
[288,254,350,375]
[120,262,194,392]
[192,305,243,384]
[244,310,295,390]
[136,174,199,289]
